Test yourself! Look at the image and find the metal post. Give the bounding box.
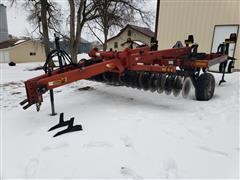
[54,34,64,71]
[48,34,61,116]
[50,89,57,116]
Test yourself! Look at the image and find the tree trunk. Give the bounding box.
[72,40,78,63]
[103,29,108,51]
[103,36,107,51]
[67,0,97,63]
[72,0,84,63]
[41,0,50,57]
[71,26,83,63]
[68,0,77,63]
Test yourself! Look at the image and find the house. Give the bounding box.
[155,0,240,70]
[107,24,155,51]
[0,39,46,63]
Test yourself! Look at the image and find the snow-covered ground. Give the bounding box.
[0,62,239,179]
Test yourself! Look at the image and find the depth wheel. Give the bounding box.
[227,61,234,73]
[195,73,215,101]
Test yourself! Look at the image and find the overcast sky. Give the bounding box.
[1,0,158,41]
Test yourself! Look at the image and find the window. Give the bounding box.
[127,38,132,42]
[30,52,36,56]
[128,30,131,36]
[114,42,118,48]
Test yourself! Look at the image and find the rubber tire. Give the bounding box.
[195,73,215,101]
[227,61,234,73]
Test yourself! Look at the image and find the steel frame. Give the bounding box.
[20,36,233,112]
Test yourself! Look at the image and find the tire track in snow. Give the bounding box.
[121,136,138,154]
[120,167,142,180]
[162,159,178,178]
[196,145,228,157]
[42,143,69,151]
[83,141,113,148]
[24,158,39,178]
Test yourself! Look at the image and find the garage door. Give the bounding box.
[0,50,10,63]
[210,25,239,71]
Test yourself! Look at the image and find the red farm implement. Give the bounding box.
[20,34,237,115]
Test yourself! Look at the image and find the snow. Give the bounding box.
[134,40,145,46]
[77,53,90,60]
[14,40,26,45]
[0,60,239,179]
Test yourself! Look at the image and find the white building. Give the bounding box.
[155,0,240,70]
[107,24,155,51]
[0,39,46,63]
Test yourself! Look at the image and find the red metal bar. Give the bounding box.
[38,60,120,90]
[129,65,176,73]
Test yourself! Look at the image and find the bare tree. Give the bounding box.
[67,0,100,63]
[88,0,152,51]
[10,0,62,57]
[11,0,149,63]
[11,0,100,63]
[40,0,50,55]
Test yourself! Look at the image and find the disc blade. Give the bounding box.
[95,74,105,82]
[151,73,160,92]
[103,72,113,83]
[125,71,132,87]
[157,73,166,94]
[148,73,157,92]
[129,71,137,88]
[165,75,175,95]
[142,72,150,91]
[112,73,120,86]
[182,77,192,98]
[134,72,141,89]
[120,71,131,87]
[119,73,125,84]
[173,76,183,97]
[138,72,145,90]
